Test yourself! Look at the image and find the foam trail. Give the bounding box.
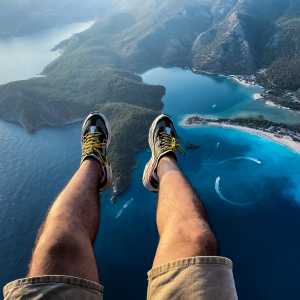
[215,177,229,202]
[115,198,134,219]
[115,209,124,219]
[217,156,262,165]
[214,177,258,206]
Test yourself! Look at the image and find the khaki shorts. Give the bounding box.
[3,256,237,300]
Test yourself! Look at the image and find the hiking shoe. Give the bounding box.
[143,114,183,192]
[81,112,112,191]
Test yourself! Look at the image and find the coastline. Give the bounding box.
[229,74,259,88]
[264,100,291,111]
[191,67,300,113]
[181,118,300,154]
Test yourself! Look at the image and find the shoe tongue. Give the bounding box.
[90,126,97,133]
[165,127,171,135]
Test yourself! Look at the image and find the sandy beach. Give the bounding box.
[182,118,300,154]
[229,75,260,88]
[253,93,263,100]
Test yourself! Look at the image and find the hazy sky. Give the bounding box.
[0,21,94,85]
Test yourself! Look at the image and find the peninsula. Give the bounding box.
[183,115,300,154]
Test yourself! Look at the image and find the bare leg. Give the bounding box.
[28,160,102,282]
[153,156,217,267]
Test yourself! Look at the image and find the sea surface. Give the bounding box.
[0,32,300,300]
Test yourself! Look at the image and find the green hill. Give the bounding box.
[97,102,157,198]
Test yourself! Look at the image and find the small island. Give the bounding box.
[183,115,300,154]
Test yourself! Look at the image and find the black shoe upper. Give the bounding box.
[152,115,178,162]
[81,112,112,191]
[82,113,109,141]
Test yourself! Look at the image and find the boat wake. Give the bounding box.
[215,177,229,203]
[214,176,259,206]
[217,156,262,165]
[115,198,134,219]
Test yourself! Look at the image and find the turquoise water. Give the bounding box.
[0,68,300,300]
[142,67,300,124]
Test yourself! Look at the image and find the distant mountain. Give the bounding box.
[108,0,300,93]
[103,0,215,72]
[3,0,299,88]
[192,0,300,91]
[79,0,300,93]
[104,0,300,104]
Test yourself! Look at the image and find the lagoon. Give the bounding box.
[142,67,300,124]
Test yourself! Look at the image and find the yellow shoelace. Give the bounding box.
[82,133,106,159]
[159,132,185,154]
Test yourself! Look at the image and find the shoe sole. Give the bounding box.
[142,114,170,192]
[82,112,113,191]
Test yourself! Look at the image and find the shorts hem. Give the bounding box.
[3,275,103,296]
[148,256,233,280]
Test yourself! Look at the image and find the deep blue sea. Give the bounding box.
[0,67,300,300]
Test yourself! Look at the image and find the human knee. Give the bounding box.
[196,228,218,256]
[35,230,86,261]
[173,219,218,255]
